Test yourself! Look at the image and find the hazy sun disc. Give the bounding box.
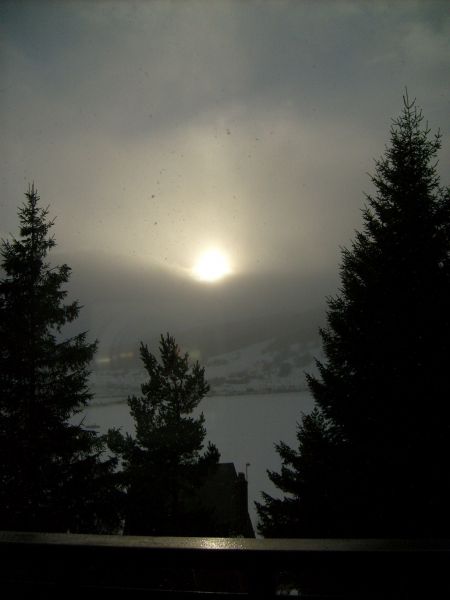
[193,249,231,282]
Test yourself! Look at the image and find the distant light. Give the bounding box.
[193,249,231,282]
[188,348,202,361]
[96,357,111,364]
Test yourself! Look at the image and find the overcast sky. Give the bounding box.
[1,0,449,349]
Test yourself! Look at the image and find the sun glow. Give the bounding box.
[193,249,231,282]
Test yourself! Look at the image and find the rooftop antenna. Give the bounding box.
[245,462,250,481]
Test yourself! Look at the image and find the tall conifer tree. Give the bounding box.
[0,186,120,532]
[108,334,220,535]
[257,95,450,537]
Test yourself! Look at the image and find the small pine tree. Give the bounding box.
[256,408,341,537]
[0,186,121,532]
[108,333,220,536]
[257,94,450,537]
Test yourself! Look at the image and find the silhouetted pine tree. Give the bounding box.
[256,408,342,537]
[257,95,450,537]
[0,186,121,532]
[108,334,220,535]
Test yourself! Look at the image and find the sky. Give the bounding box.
[1,0,450,351]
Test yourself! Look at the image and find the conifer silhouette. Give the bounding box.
[257,95,450,537]
[0,186,121,532]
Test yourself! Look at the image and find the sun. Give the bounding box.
[193,249,231,282]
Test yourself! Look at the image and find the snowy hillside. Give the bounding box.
[90,334,323,404]
[204,338,321,396]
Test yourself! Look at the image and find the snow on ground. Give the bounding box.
[89,338,322,404]
[204,338,320,395]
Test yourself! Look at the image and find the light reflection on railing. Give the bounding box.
[1,532,450,597]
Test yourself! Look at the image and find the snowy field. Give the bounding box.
[78,391,315,533]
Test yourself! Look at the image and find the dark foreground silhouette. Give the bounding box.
[257,94,450,538]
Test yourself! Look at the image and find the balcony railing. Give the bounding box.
[1,531,450,597]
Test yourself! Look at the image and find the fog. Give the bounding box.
[2,2,449,281]
[59,250,332,355]
[1,0,449,533]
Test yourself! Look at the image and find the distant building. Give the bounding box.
[122,462,255,538]
[199,463,255,538]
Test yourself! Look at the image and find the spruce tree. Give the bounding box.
[108,333,220,535]
[0,185,121,532]
[257,95,450,537]
[256,408,340,537]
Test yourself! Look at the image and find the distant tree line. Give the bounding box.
[1,94,449,537]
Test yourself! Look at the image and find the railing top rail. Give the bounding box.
[2,531,450,595]
[1,531,450,553]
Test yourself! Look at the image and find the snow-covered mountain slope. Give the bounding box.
[89,308,325,402]
[204,338,321,395]
[90,329,323,403]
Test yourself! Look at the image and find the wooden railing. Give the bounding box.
[1,532,450,597]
